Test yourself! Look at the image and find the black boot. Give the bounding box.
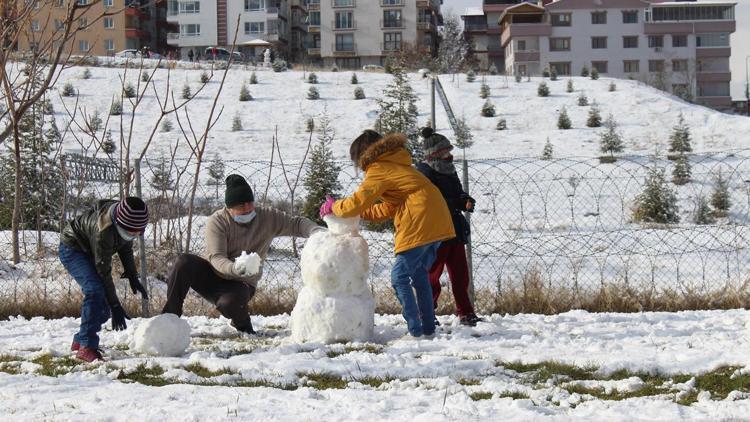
[459,314,485,327]
[231,319,256,335]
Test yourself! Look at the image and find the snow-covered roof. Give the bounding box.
[462,7,484,17]
[651,1,737,5]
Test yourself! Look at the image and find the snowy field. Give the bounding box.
[2,310,750,420]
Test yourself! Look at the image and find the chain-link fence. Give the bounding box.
[2,150,750,318]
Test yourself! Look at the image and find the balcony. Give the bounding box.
[307,47,320,56]
[464,23,487,32]
[417,20,434,31]
[332,0,355,8]
[167,32,179,45]
[696,71,731,83]
[380,0,404,7]
[381,19,403,29]
[308,2,320,11]
[501,23,552,46]
[696,47,731,58]
[125,28,149,40]
[514,50,540,62]
[416,0,438,10]
[125,6,149,20]
[487,45,504,57]
[308,25,320,33]
[333,20,357,31]
[332,43,356,56]
[644,20,735,35]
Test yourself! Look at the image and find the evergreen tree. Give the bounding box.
[581,65,590,77]
[123,82,136,98]
[437,14,468,75]
[351,73,358,84]
[668,112,692,154]
[710,170,731,213]
[306,117,315,133]
[481,99,496,117]
[567,79,574,93]
[550,67,558,81]
[632,165,680,224]
[232,113,242,131]
[307,86,320,100]
[354,86,365,100]
[250,72,258,84]
[693,195,715,225]
[109,99,122,116]
[161,118,173,132]
[89,110,102,132]
[609,81,617,92]
[239,84,253,101]
[557,107,572,129]
[82,68,92,79]
[62,82,76,97]
[302,116,342,224]
[307,72,318,84]
[182,83,192,99]
[101,130,116,154]
[0,103,64,231]
[577,92,589,106]
[537,81,550,97]
[207,154,225,204]
[454,117,473,149]
[489,63,498,75]
[542,67,550,78]
[515,72,522,83]
[200,71,210,83]
[149,158,175,192]
[41,99,54,115]
[331,63,339,72]
[671,153,691,185]
[496,119,507,130]
[375,65,421,161]
[590,67,600,80]
[466,69,476,83]
[541,137,553,160]
[272,59,287,72]
[599,113,624,156]
[587,102,602,127]
[479,83,490,99]
[141,72,150,83]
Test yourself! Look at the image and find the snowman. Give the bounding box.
[290,215,374,343]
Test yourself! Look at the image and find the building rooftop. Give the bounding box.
[462,7,485,17]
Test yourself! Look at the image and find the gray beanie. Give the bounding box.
[420,127,453,158]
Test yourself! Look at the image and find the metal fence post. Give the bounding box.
[430,77,436,129]
[134,158,150,317]
[461,158,475,305]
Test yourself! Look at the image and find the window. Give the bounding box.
[180,1,200,13]
[672,59,688,72]
[649,60,665,73]
[622,10,638,23]
[78,17,88,29]
[335,57,360,69]
[54,19,64,30]
[549,62,571,76]
[648,35,663,48]
[623,36,638,48]
[78,40,90,52]
[77,0,88,5]
[180,24,200,36]
[383,10,401,28]
[549,38,570,52]
[623,60,639,73]
[31,19,40,32]
[384,32,401,51]
[103,17,114,29]
[592,61,608,74]
[651,5,735,22]
[55,0,64,7]
[592,37,607,49]
[336,11,354,29]
[335,33,354,51]
[551,13,571,26]
[517,40,526,51]
[309,11,320,26]
[104,39,114,51]
[382,0,401,4]
[244,21,265,34]
[591,11,607,24]
[244,0,264,11]
[696,33,729,47]
[672,35,687,47]
[103,0,113,7]
[312,34,321,48]
[333,0,354,6]
[697,82,730,97]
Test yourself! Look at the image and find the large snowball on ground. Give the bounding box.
[291,289,374,344]
[134,314,191,357]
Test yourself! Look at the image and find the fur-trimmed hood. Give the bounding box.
[358,133,409,170]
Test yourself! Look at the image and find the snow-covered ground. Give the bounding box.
[2,310,750,420]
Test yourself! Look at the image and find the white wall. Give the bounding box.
[176,1,217,48]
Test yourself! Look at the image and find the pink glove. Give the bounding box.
[319,195,335,219]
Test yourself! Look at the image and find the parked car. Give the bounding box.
[204,47,242,62]
[362,64,384,71]
[115,49,141,58]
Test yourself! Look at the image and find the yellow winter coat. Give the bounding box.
[333,134,455,254]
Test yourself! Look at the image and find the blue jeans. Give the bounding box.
[59,243,111,349]
[391,241,441,337]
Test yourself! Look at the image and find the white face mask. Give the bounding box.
[116,225,138,242]
[233,210,257,224]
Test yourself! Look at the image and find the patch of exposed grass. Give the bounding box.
[32,354,82,377]
[500,360,598,384]
[298,372,348,390]
[326,344,384,358]
[117,362,170,387]
[183,362,234,378]
[0,362,21,375]
[457,378,482,386]
[353,375,398,388]
[682,366,750,401]
[234,378,298,390]
[111,344,130,351]
[498,391,530,400]
[469,392,493,401]
[0,354,22,363]
[565,382,668,401]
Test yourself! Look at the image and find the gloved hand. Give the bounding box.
[319,195,336,219]
[233,258,247,277]
[463,195,476,213]
[110,304,130,331]
[122,272,148,299]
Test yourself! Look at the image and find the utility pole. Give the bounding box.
[745,55,749,116]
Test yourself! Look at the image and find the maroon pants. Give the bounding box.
[428,238,475,317]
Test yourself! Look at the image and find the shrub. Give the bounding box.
[632,166,680,224]
[480,83,490,99]
[81,68,92,79]
[307,72,318,84]
[591,68,600,80]
[580,65,590,77]
[331,63,339,72]
[272,59,287,72]
[181,84,191,99]
[542,68,550,78]
[200,71,210,83]
[161,118,173,132]
[141,72,150,83]
[466,69,476,82]
[109,100,122,116]
[232,113,242,131]
[577,93,589,106]
[550,68,558,81]
[567,79,574,93]
[496,119,507,130]
[587,103,602,127]
[123,83,136,98]
[481,99,496,117]
[249,72,258,84]
[62,82,76,97]
[239,84,252,101]
[609,81,617,92]
[557,107,572,130]
[489,64,498,75]
[354,87,365,100]
[537,81,550,97]
[351,73,358,84]
[307,86,320,100]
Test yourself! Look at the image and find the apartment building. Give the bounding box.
[496,0,736,109]
[167,0,307,61]
[306,0,441,69]
[462,1,535,72]
[14,0,159,57]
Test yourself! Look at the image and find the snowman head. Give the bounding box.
[323,215,360,236]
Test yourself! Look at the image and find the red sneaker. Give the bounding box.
[75,346,104,362]
[71,341,80,352]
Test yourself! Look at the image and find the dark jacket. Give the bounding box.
[60,200,138,307]
[416,162,473,244]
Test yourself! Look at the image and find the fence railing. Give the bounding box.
[3,151,750,318]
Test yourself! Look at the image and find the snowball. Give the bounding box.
[235,251,261,276]
[134,314,191,357]
[291,215,374,344]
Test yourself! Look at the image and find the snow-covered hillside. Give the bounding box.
[36,64,750,161]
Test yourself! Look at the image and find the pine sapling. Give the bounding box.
[671,153,691,185]
[109,99,122,116]
[599,113,624,157]
[496,119,507,130]
[481,99,496,117]
[591,67,600,80]
[161,118,173,132]
[538,81,550,97]
[542,68,550,78]
[250,72,258,84]
[232,113,242,131]
[541,137,553,160]
[581,65,590,77]
[587,102,602,127]
[710,170,731,215]
[307,86,320,100]
[550,67,558,81]
[466,69,476,82]
[239,84,253,101]
[141,72,150,83]
[515,72,522,83]
[668,112,692,154]
[182,83,191,99]
[566,79,574,93]
[89,110,102,132]
[200,71,210,83]
[480,83,490,99]
[81,68,92,79]
[307,72,318,84]
[557,107,572,130]
[306,117,315,133]
[578,92,589,106]
[101,130,116,154]
[62,82,76,97]
[354,86,365,100]
[632,165,680,224]
[454,117,473,149]
[489,63,498,75]
[351,73,358,84]
[693,195,715,225]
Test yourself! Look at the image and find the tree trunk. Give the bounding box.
[11,125,21,264]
